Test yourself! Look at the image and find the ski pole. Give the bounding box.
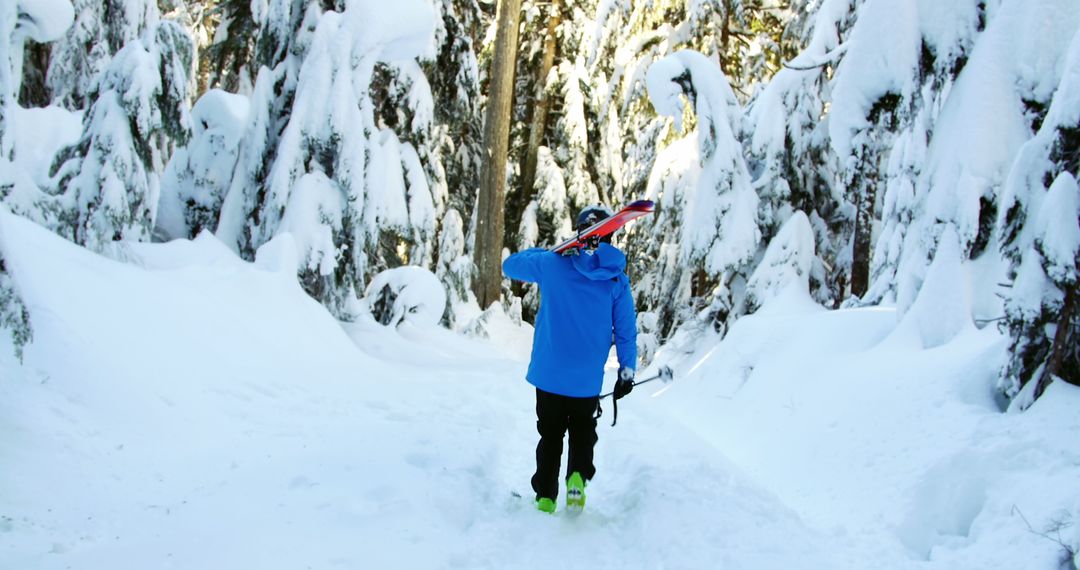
[598,365,675,400]
[595,365,675,427]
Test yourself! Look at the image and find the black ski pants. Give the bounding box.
[531,388,599,501]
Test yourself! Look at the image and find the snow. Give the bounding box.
[3,192,1078,569]
[279,171,344,277]
[916,0,979,68]
[6,105,82,188]
[745,210,816,312]
[1036,172,1080,284]
[363,265,447,328]
[12,0,74,43]
[157,89,249,240]
[2,0,1080,567]
[645,50,760,273]
[889,226,974,349]
[828,0,919,162]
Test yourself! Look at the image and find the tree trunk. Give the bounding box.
[519,4,561,206]
[850,178,875,299]
[473,0,522,310]
[850,129,881,299]
[18,40,51,108]
[1035,285,1078,398]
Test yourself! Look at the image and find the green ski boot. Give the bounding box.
[566,472,586,513]
[536,497,556,514]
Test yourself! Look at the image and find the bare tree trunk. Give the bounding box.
[519,4,562,203]
[850,127,883,299]
[473,0,522,310]
[850,178,875,299]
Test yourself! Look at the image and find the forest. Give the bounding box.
[1,0,1077,411]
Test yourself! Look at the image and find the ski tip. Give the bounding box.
[625,200,655,212]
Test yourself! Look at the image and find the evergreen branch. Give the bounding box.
[782,42,849,71]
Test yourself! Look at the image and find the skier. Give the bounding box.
[502,205,638,514]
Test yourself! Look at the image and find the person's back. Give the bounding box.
[504,241,636,397]
[502,205,638,514]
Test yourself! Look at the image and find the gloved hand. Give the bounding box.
[614,366,635,400]
[560,246,581,257]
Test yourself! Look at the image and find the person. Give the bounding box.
[502,204,638,514]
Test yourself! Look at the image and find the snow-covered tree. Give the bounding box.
[49,21,193,253]
[863,0,985,306]
[827,0,918,299]
[0,208,32,359]
[513,145,572,320]
[46,0,159,110]
[521,146,573,249]
[426,0,484,225]
[996,27,1080,406]
[0,0,75,359]
[744,210,816,313]
[552,56,601,212]
[216,0,318,261]
[869,0,1075,324]
[1,0,75,155]
[189,0,256,95]
[633,49,760,337]
[435,207,477,329]
[218,0,438,319]
[746,0,858,308]
[371,59,440,268]
[158,89,248,240]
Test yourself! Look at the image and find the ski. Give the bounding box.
[551,200,655,254]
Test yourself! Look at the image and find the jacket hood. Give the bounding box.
[570,242,626,280]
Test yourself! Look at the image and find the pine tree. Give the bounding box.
[49,20,194,253]
[158,89,248,240]
[218,1,440,318]
[631,49,760,338]
[427,0,485,225]
[745,0,858,308]
[0,239,32,360]
[435,207,476,329]
[196,0,257,94]
[744,210,816,313]
[216,0,322,261]
[863,0,982,306]
[47,0,160,110]
[996,30,1080,405]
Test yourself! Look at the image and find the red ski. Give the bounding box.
[551,200,655,254]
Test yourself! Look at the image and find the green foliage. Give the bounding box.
[0,256,31,361]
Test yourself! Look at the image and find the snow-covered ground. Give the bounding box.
[1,210,1077,569]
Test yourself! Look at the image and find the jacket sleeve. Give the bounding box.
[502,248,551,284]
[612,275,638,371]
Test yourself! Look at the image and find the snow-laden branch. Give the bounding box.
[781,41,849,71]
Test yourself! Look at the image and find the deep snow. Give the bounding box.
[1,210,1078,569]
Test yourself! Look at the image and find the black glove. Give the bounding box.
[614,367,634,400]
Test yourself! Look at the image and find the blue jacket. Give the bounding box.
[502,244,637,398]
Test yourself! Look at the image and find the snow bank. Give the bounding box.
[890,226,974,349]
[653,291,1080,569]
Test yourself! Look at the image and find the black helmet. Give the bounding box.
[575,204,613,231]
